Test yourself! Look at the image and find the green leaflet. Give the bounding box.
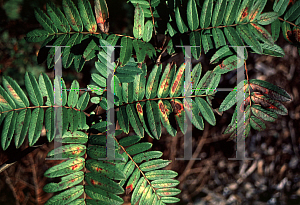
[28,108,44,146]
[45,107,55,142]
[47,34,69,69]
[62,0,83,32]
[3,76,29,108]
[261,43,285,57]
[117,106,129,134]
[175,6,188,33]
[78,0,97,32]
[85,185,124,205]
[167,22,178,37]
[92,73,106,87]
[1,111,17,150]
[237,24,262,54]
[212,28,226,49]
[126,104,144,138]
[212,0,227,27]
[273,0,289,16]
[146,64,162,99]
[83,39,98,61]
[25,72,43,106]
[189,31,201,60]
[133,4,144,39]
[47,1,70,33]
[76,92,90,110]
[206,73,221,95]
[223,27,245,53]
[120,37,133,66]
[192,63,202,94]
[223,0,240,25]
[67,80,80,107]
[146,101,161,140]
[45,185,84,205]
[195,70,213,95]
[106,34,120,46]
[85,172,124,194]
[200,0,213,28]
[187,0,199,30]
[61,78,67,106]
[34,8,57,33]
[119,161,135,186]
[201,30,213,54]
[133,151,163,163]
[210,45,232,64]
[62,33,82,68]
[195,97,216,126]
[250,116,266,131]
[43,171,84,193]
[25,29,49,43]
[143,20,153,42]
[284,0,300,21]
[133,39,146,63]
[14,109,31,148]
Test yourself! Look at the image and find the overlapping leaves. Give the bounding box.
[219,79,292,139]
[0,73,89,150]
[112,62,218,139]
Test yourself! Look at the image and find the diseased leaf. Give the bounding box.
[236,0,253,23]
[126,104,144,138]
[143,20,153,42]
[223,0,240,25]
[237,24,262,54]
[133,39,146,63]
[133,4,144,39]
[249,23,274,46]
[95,0,109,33]
[212,28,226,49]
[78,0,97,32]
[62,0,83,32]
[146,64,162,99]
[45,185,84,205]
[3,76,29,108]
[258,12,278,25]
[248,0,266,22]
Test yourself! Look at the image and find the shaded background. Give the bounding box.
[0,0,300,204]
